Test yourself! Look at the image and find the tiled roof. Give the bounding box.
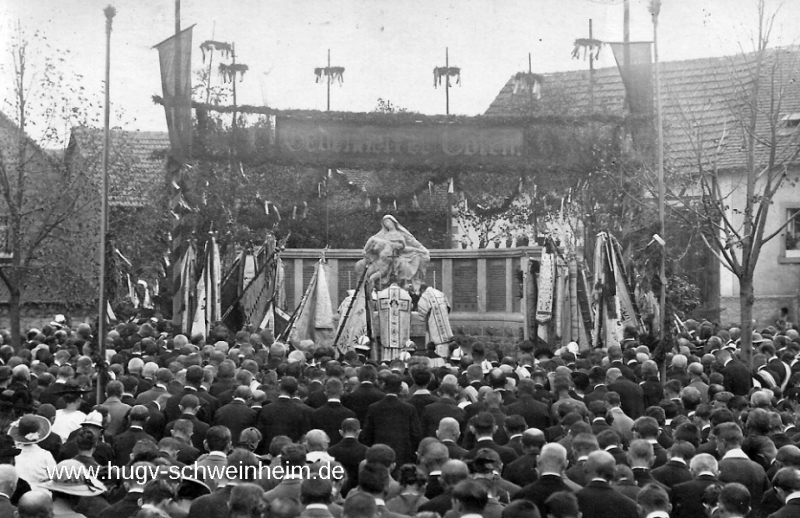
[68,127,170,207]
[486,47,800,172]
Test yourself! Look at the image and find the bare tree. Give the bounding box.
[0,26,100,346]
[639,0,800,365]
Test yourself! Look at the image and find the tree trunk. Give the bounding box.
[8,286,20,350]
[739,274,755,368]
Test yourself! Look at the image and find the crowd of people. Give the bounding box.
[0,317,797,518]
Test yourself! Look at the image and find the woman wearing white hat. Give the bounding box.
[9,415,56,493]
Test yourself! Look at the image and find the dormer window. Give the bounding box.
[782,113,800,128]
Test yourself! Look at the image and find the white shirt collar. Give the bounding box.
[541,471,562,477]
[697,471,717,477]
[785,492,800,503]
[328,398,341,403]
[429,470,441,476]
[645,512,670,518]
[509,434,522,440]
[414,389,431,395]
[670,457,687,465]
[208,451,227,458]
[722,448,749,460]
[305,504,329,510]
[373,498,385,506]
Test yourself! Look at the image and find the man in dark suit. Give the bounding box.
[186,448,261,518]
[342,365,384,424]
[671,453,724,518]
[632,416,668,468]
[98,460,152,518]
[652,440,694,488]
[503,428,545,488]
[463,412,518,467]
[143,396,167,441]
[304,368,327,409]
[504,415,527,457]
[576,451,639,518]
[582,367,609,407]
[435,417,468,460]
[213,386,256,445]
[770,467,800,518]
[408,368,439,418]
[716,348,753,396]
[627,439,667,489]
[511,443,572,517]
[163,395,210,451]
[310,378,356,445]
[208,360,237,398]
[608,345,636,382]
[256,376,309,454]
[716,422,770,517]
[327,418,367,496]
[607,368,644,419]
[135,368,172,406]
[361,373,421,466]
[421,382,465,437]
[113,405,155,466]
[164,366,217,424]
[506,379,552,430]
[417,460,470,517]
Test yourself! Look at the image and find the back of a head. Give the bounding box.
[228,483,265,518]
[545,491,579,518]
[441,459,470,488]
[502,499,541,518]
[300,476,333,506]
[571,433,599,457]
[585,450,616,481]
[538,443,568,474]
[452,479,488,514]
[0,465,17,497]
[343,491,377,518]
[719,483,751,517]
[358,462,389,495]
[637,483,670,514]
[16,490,52,518]
[365,444,396,468]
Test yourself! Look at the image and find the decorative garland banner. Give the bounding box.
[274,117,618,169]
[276,118,523,164]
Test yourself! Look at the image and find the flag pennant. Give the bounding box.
[448,178,454,193]
[274,206,281,221]
[393,199,397,211]
[376,197,382,212]
[302,201,308,218]
[428,181,433,196]
[153,25,195,163]
[263,201,270,215]
[292,206,297,219]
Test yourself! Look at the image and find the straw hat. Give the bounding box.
[8,415,51,444]
[41,459,106,496]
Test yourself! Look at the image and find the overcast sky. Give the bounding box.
[1,0,798,133]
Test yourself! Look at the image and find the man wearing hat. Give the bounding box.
[10,415,56,493]
[58,410,114,468]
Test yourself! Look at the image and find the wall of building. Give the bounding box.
[717,171,800,327]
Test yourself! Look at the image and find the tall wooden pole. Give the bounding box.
[98,4,116,404]
[652,0,667,377]
[445,47,450,116]
[623,0,630,69]
[589,19,595,112]
[327,49,331,112]
[171,0,183,332]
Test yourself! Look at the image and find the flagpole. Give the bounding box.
[98,4,116,405]
[651,0,667,381]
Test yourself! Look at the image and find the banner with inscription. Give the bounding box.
[276,118,524,165]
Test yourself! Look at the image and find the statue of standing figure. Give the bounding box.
[358,215,430,291]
